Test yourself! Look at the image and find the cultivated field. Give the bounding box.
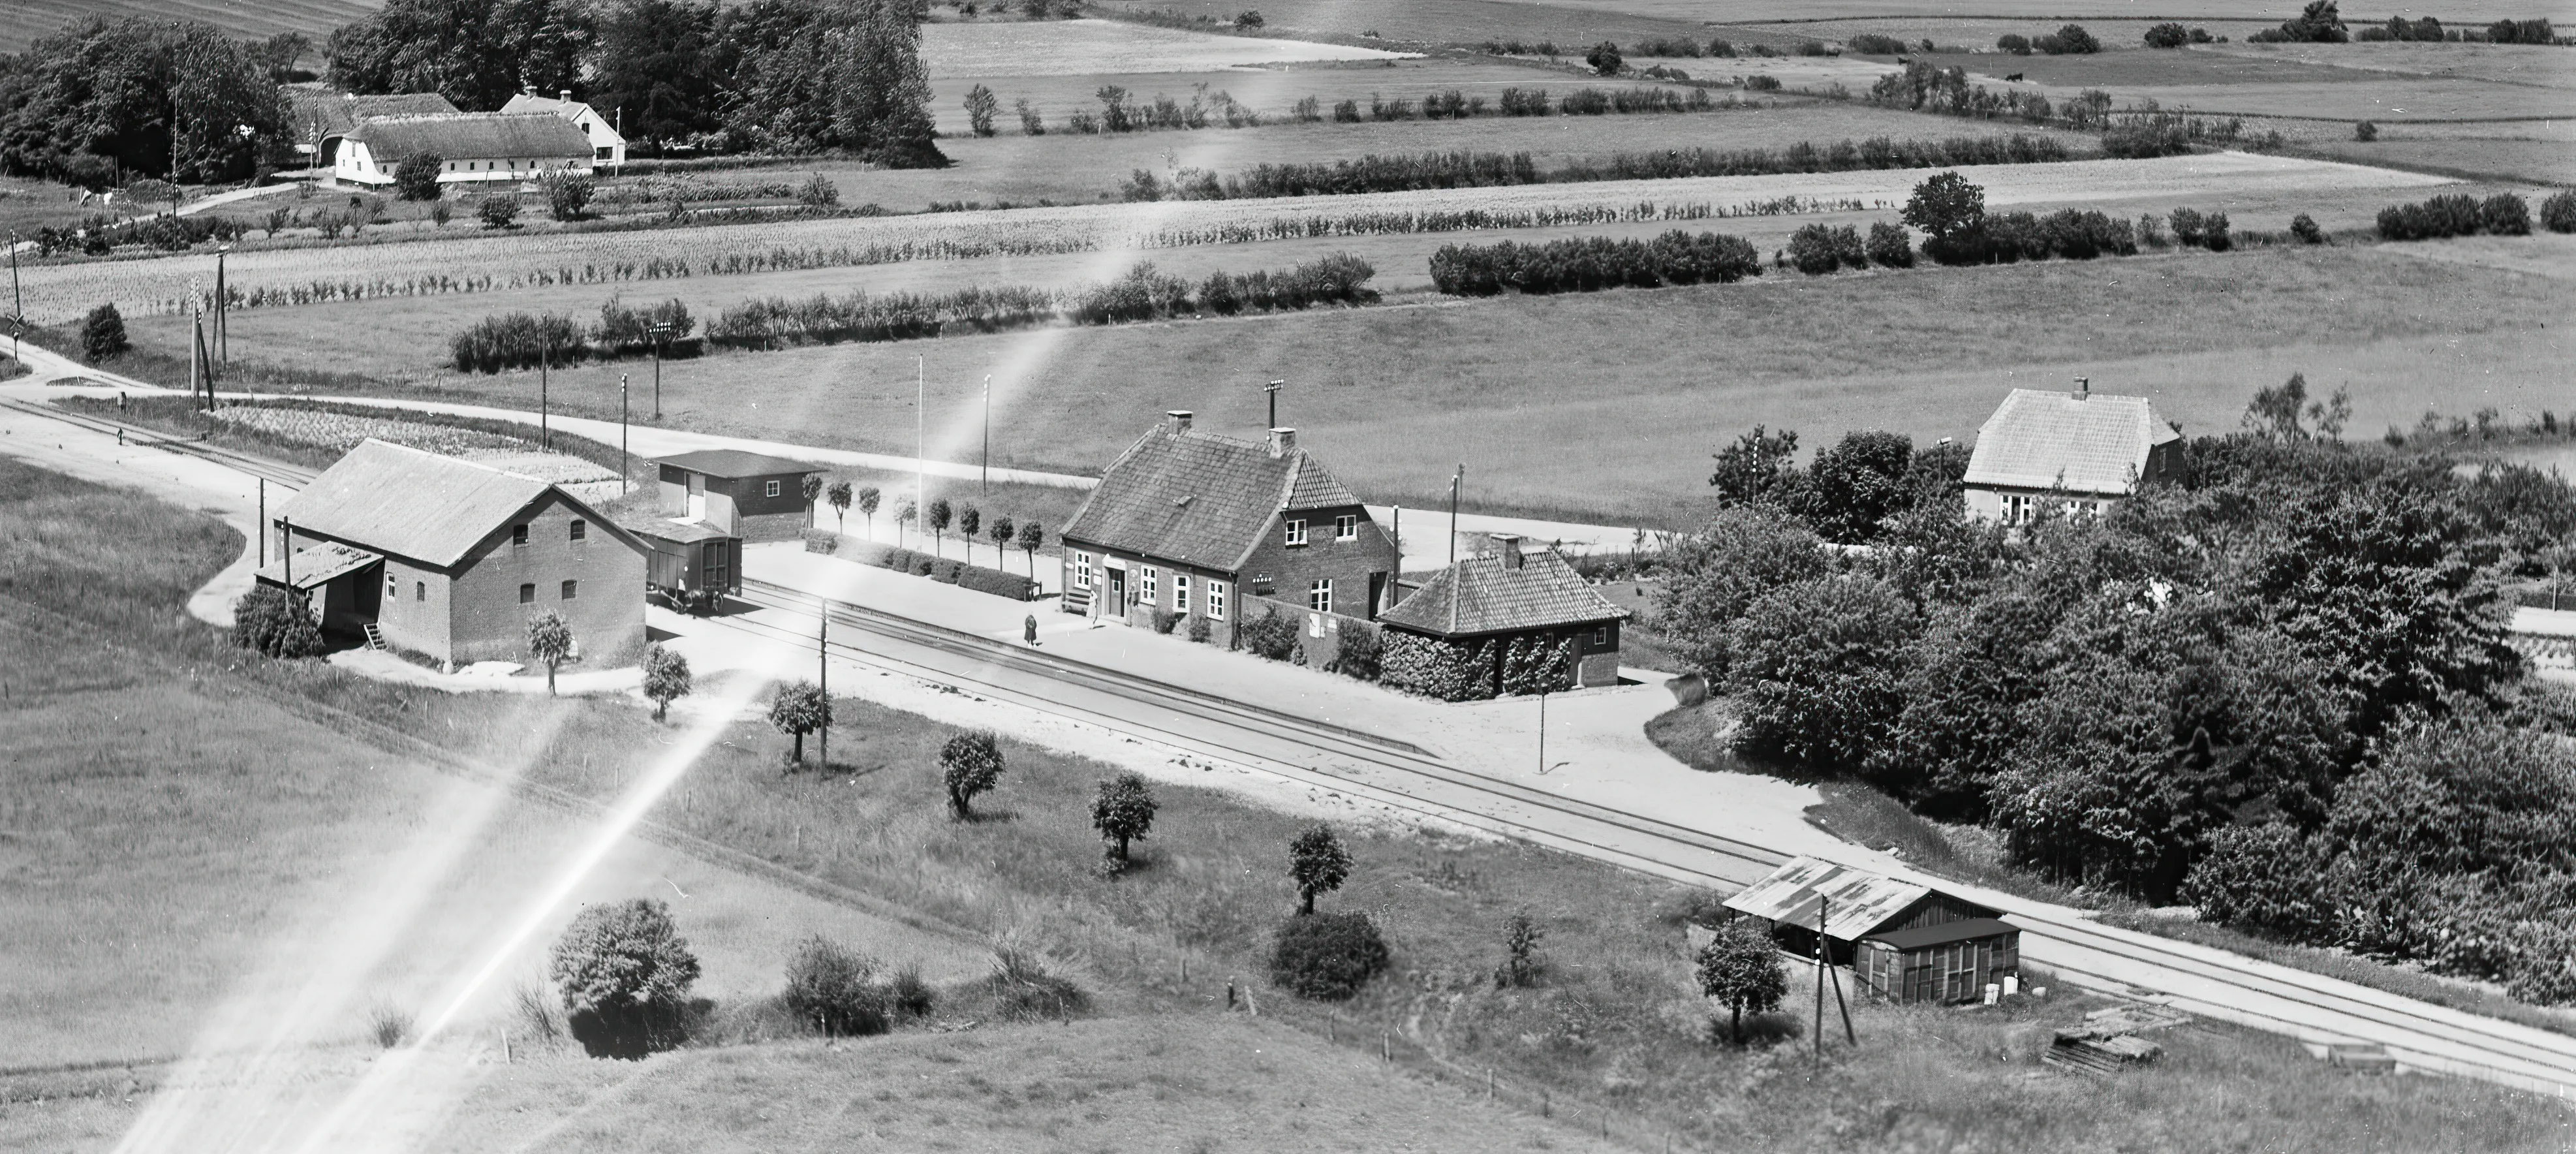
[266,241,2571,524]
[25,150,2446,326]
[0,0,373,52]
[1087,0,1721,51]
[924,17,1417,77]
[925,56,1692,133]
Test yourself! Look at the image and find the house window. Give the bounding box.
[562,580,578,600]
[766,480,782,498]
[1075,552,1093,589]
[2006,495,2032,523]
[1141,567,1158,605]
[386,572,397,597]
[1207,580,1228,621]
[512,523,529,546]
[1309,612,1326,638]
[520,583,536,604]
[1173,574,1190,613]
[1309,578,1332,613]
[1284,518,1307,546]
[1592,625,1611,647]
[1335,514,1358,540]
[570,519,587,541]
[416,581,426,602]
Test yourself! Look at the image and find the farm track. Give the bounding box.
[8,394,2573,1097]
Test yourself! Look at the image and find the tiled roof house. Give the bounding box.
[1963,379,2182,523]
[501,86,628,168]
[1059,413,1398,640]
[268,440,647,668]
[1378,535,1628,691]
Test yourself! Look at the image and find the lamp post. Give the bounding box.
[619,373,630,495]
[649,320,671,421]
[213,245,229,363]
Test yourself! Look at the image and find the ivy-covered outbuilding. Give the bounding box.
[1376,535,1627,700]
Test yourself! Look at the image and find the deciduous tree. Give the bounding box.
[1090,772,1158,866]
[1695,918,1786,1044]
[527,611,574,695]
[768,679,831,764]
[1288,824,1351,914]
[549,898,700,1057]
[940,730,1005,818]
[642,644,691,720]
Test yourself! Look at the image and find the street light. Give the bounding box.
[649,320,672,421]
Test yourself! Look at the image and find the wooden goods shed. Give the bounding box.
[1722,856,2020,1005]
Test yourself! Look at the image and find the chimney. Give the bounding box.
[1493,533,1523,569]
[561,89,574,104]
[1267,428,1296,458]
[2072,376,2090,400]
[1166,409,1192,433]
[523,82,536,97]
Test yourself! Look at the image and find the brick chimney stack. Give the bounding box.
[1267,428,1296,458]
[561,89,574,104]
[1166,410,1192,433]
[2072,376,2090,400]
[1493,533,1523,569]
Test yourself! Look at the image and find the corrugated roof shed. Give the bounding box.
[655,449,824,479]
[345,112,593,164]
[1062,422,1363,572]
[1379,547,1625,637]
[1722,857,1933,941]
[1963,388,2180,495]
[1865,916,2017,951]
[279,439,619,567]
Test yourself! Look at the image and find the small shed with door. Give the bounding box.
[1722,856,2018,1005]
[653,449,826,542]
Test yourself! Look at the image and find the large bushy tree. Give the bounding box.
[326,0,593,111]
[550,898,701,1057]
[0,17,290,183]
[591,0,724,145]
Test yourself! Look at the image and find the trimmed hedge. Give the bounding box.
[1429,229,1760,296]
[2376,193,2531,241]
[1175,135,2071,202]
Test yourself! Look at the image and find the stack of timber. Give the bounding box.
[2042,1005,2192,1076]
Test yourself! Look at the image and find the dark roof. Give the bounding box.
[278,440,640,567]
[1863,917,2019,952]
[1061,422,1363,572]
[1378,547,1625,637]
[288,89,461,138]
[1722,856,1940,941]
[345,112,593,164]
[655,449,825,479]
[1964,388,2180,496]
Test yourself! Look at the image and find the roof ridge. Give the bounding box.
[362,437,550,486]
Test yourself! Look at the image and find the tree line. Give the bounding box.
[1654,382,2576,1003]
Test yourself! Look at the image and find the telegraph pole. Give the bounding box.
[214,245,229,362]
[816,602,829,770]
[649,320,670,420]
[1446,465,1463,568]
[8,230,22,364]
[980,373,991,494]
[619,373,630,494]
[539,334,552,448]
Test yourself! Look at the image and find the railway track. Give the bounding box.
[8,394,2568,1095]
[729,578,2576,1095]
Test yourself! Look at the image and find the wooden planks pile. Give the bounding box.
[2041,1005,2194,1077]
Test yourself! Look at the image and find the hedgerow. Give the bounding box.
[1429,230,1760,296]
[2375,193,2532,241]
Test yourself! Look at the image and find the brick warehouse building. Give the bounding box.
[1059,413,1399,640]
[268,440,648,668]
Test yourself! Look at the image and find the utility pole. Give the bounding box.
[619,373,630,495]
[915,356,926,535]
[980,373,991,495]
[539,334,551,448]
[1814,895,1827,1062]
[1536,691,1545,774]
[258,478,265,567]
[649,320,671,420]
[817,602,829,770]
[214,245,229,362]
[8,230,22,364]
[1265,378,1282,429]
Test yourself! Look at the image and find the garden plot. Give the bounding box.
[923,18,1416,78]
[211,407,618,499]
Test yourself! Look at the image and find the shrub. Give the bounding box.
[2036,23,2100,54]
[394,152,444,201]
[1786,223,1842,275]
[794,172,840,208]
[2543,191,2576,234]
[1865,221,1915,267]
[550,899,701,1059]
[80,303,129,362]
[1269,911,1389,1000]
[596,295,694,354]
[983,946,1085,1020]
[1585,41,1622,76]
[1091,772,1159,866]
[2489,18,2554,44]
[539,170,594,221]
[231,585,326,657]
[1236,606,1300,660]
[1996,33,2031,54]
[2143,22,2190,48]
[955,564,1035,600]
[1328,623,1382,680]
[2483,193,2532,236]
[1844,33,1906,54]
[963,84,999,138]
[1743,74,1781,91]
[940,730,1005,818]
[2289,213,2324,244]
[781,935,890,1037]
[1187,613,1211,642]
[2353,119,2376,142]
[1235,9,1263,28]
[2169,206,2206,247]
[2180,824,2335,944]
[1495,911,1545,987]
[476,195,520,229]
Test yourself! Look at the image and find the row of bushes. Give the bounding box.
[448,296,697,373]
[1996,24,2101,54]
[2340,16,2554,42]
[805,531,1037,600]
[30,211,247,257]
[709,255,1375,350]
[1429,230,1761,296]
[1159,134,2072,202]
[2376,191,2569,240]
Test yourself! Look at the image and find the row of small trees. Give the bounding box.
[2376,191,2573,241]
[449,296,694,373]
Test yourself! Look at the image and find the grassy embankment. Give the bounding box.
[207,239,2571,527]
[5,454,2572,1151]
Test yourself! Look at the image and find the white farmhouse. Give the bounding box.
[334,112,597,188]
[501,87,628,169]
[1962,379,2182,523]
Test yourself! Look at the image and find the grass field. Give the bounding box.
[0,0,374,52]
[264,240,2571,525]
[925,55,1690,133]
[1090,0,1720,50]
[925,17,1415,77]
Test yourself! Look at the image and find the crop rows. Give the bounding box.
[212,406,533,455]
